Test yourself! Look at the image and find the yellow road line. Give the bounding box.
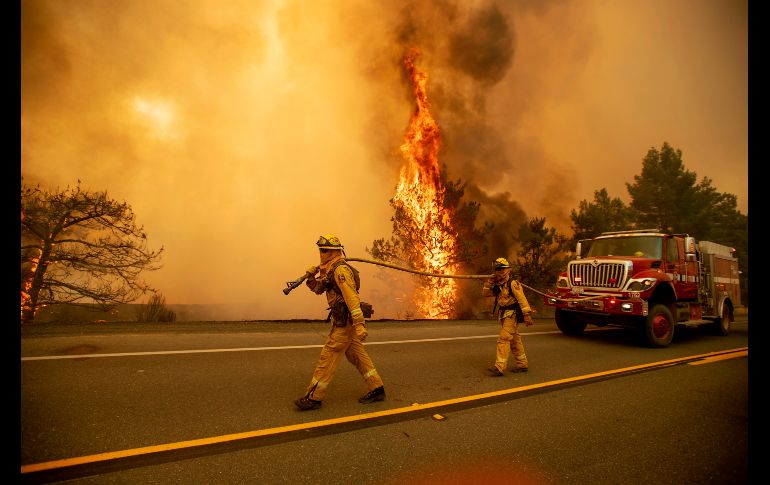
[21,346,747,476]
[688,349,748,365]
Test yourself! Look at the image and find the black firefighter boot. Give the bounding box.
[294,396,322,410]
[358,386,385,404]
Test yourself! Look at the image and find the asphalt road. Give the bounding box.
[20,316,750,484]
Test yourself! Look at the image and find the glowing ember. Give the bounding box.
[392,49,458,318]
[20,246,41,320]
[20,209,44,320]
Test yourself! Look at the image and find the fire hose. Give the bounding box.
[283,256,601,303]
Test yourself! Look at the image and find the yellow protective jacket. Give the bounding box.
[306,256,365,326]
[482,275,532,314]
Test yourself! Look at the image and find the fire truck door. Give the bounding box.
[667,237,697,300]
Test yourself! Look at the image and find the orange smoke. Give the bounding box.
[392,49,458,318]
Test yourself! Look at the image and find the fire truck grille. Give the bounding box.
[568,261,627,289]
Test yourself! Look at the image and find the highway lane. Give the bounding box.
[20,317,749,484]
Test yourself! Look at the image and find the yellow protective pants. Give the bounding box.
[493,314,528,372]
[305,323,383,401]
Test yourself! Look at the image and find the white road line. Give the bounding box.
[21,330,566,361]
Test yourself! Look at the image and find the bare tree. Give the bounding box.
[20,181,164,324]
[135,292,176,322]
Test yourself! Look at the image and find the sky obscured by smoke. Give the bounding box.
[21,0,747,320]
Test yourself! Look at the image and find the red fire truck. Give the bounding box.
[544,229,741,347]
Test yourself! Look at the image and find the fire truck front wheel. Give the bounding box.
[555,309,587,336]
[641,304,675,348]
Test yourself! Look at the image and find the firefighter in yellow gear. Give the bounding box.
[482,257,535,376]
[294,234,385,410]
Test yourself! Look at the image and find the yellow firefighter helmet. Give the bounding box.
[494,257,510,269]
[316,234,344,249]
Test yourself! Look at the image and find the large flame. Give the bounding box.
[392,49,458,318]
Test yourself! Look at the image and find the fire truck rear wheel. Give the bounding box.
[641,304,675,348]
[555,309,587,336]
[712,305,731,336]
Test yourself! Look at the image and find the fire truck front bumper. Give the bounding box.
[544,292,649,317]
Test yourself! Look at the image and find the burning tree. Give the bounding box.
[20,182,163,324]
[369,49,489,318]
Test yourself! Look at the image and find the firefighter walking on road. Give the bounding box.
[294,234,385,410]
[482,257,535,376]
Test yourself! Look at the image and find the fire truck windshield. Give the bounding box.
[586,236,663,258]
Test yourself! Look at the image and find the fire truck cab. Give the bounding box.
[544,229,740,347]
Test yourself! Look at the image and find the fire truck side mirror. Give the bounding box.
[575,239,592,259]
[685,236,697,255]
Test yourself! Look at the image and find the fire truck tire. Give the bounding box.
[712,305,731,336]
[555,309,587,336]
[641,304,675,347]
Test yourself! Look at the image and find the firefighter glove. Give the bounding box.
[354,323,368,341]
[484,279,500,296]
[523,313,534,327]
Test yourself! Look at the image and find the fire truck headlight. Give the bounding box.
[626,278,655,292]
[556,276,569,288]
[548,297,558,304]
[621,302,633,312]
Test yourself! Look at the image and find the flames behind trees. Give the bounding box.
[369,49,489,319]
